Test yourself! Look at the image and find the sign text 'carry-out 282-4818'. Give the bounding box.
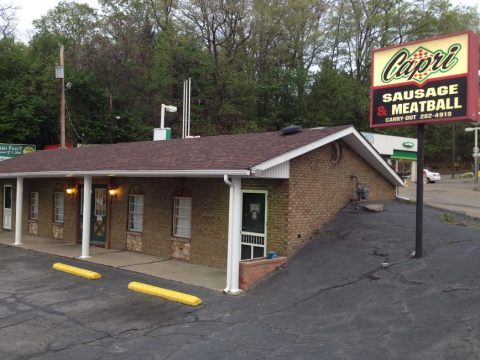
[370,31,478,128]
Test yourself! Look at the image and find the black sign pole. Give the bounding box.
[415,124,425,258]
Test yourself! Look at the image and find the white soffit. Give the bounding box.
[253,161,289,179]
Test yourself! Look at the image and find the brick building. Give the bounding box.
[0,125,403,293]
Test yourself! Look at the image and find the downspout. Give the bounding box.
[223,175,234,293]
[396,186,409,201]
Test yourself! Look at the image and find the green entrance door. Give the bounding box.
[240,191,268,260]
[77,185,107,244]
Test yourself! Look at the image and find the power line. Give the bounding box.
[65,101,87,145]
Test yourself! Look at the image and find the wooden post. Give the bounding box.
[109,92,114,144]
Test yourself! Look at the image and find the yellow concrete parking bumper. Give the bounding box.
[52,263,101,280]
[128,281,202,306]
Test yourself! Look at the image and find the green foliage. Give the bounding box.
[442,213,456,224]
[0,0,478,162]
[306,60,369,130]
[0,38,47,144]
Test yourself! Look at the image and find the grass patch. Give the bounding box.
[442,213,457,224]
[441,212,480,228]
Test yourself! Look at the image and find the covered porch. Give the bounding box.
[6,173,250,294]
[0,230,226,291]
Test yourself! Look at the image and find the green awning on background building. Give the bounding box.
[391,150,417,160]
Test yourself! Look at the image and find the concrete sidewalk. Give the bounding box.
[399,178,480,218]
[0,231,225,292]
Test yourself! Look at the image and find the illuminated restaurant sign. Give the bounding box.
[370,31,478,128]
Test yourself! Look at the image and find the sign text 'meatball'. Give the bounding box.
[370,31,479,128]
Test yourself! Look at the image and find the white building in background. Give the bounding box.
[362,132,418,182]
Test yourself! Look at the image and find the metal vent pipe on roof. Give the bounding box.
[280,125,302,135]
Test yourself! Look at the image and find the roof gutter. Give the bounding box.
[0,169,251,179]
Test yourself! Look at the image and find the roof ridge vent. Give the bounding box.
[280,125,302,135]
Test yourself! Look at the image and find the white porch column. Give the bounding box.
[229,177,242,294]
[14,177,23,245]
[80,175,92,259]
[223,176,234,293]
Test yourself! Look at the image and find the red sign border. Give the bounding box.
[370,30,479,129]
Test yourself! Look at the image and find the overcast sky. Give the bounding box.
[15,0,100,42]
[13,0,480,43]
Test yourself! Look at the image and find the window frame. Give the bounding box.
[94,188,106,217]
[54,192,64,223]
[128,194,144,232]
[80,188,84,215]
[172,197,192,239]
[240,190,268,260]
[30,192,39,220]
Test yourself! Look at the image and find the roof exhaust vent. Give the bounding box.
[280,125,302,135]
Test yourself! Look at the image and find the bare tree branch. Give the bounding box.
[0,1,19,38]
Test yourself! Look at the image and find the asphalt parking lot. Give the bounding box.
[1,201,480,359]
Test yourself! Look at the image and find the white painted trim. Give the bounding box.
[229,177,242,294]
[253,127,353,171]
[240,189,268,259]
[252,127,404,187]
[80,175,92,259]
[14,178,23,245]
[3,184,12,230]
[252,161,289,179]
[0,169,250,178]
[223,175,234,293]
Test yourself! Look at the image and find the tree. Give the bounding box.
[0,0,478,163]
[0,1,18,38]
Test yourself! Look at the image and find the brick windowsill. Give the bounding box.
[28,219,38,223]
[240,256,287,266]
[170,237,190,243]
[126,230,142,236]
[52,222,64,226]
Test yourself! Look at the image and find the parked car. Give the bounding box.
[423,169,441,183]
[400,170,441,184]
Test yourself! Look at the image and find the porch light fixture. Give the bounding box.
[66,187,74,197]
[109,188,117,197]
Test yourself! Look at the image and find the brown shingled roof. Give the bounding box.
[0,126,351,174]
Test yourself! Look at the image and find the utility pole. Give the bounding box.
[415,124,425,258]
[60,45,66,149]
[109,92,114,144]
